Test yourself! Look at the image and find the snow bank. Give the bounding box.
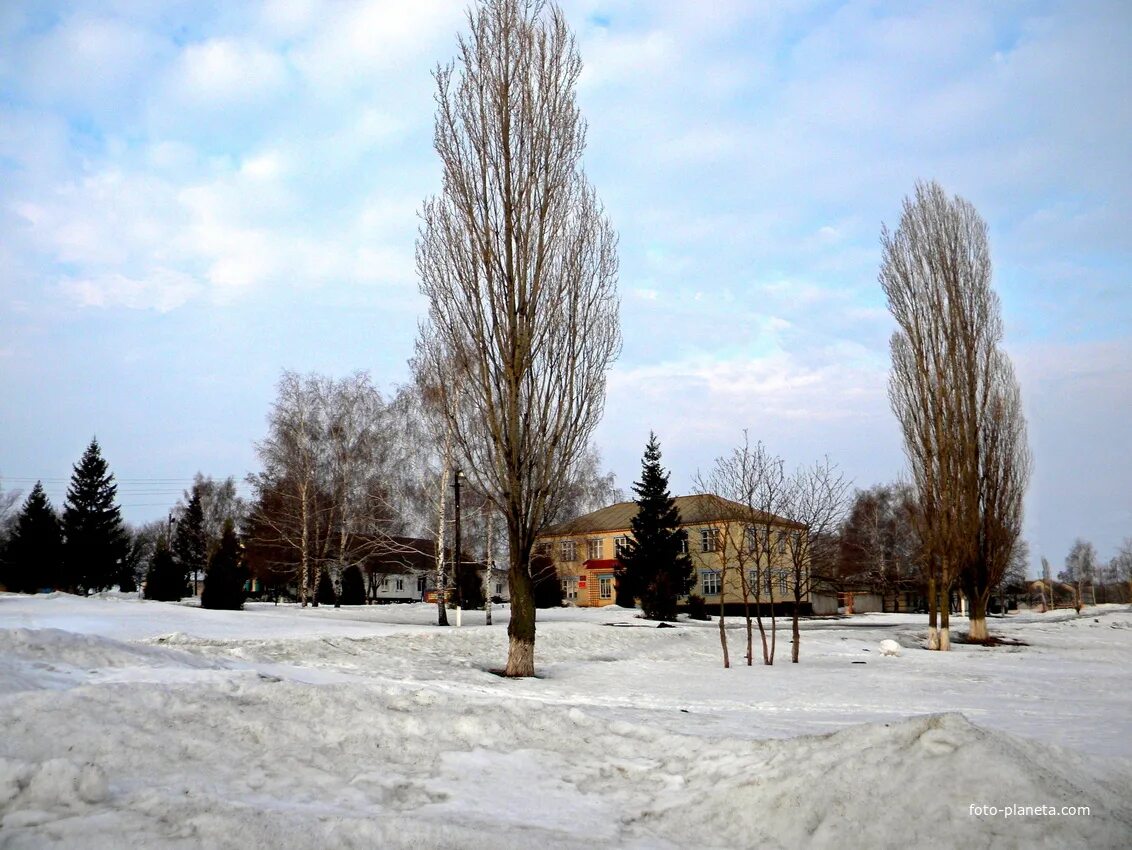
[1,598,1131,847]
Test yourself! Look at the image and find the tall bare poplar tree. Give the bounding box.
[416,0,620,676]
[881,181,1030,649]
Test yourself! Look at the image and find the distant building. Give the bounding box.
[535,494,807,610]
[247,533,507,604]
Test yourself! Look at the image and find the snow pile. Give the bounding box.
[1,597,1131,847]
[879,638,902,656]
[630,712,1131,848]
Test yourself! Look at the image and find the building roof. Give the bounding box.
[541,494,804,537]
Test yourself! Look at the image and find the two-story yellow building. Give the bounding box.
[535,494,807,610]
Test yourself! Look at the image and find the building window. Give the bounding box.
[778,570,790,595]
[396,577,404,591]
[678,534,688,554]
[777,534,787,554]
[562,577,578,601]
[418,576,427,593]
[599,575,613,600]
[700,528,719,553]
[536,542,550,556]
[380,577,390,590]
[588,538,603,560]
[495,582,503,595]
[614,536,630,557]
[746,526,759,552]
[701,570,722,595]
[561,540,577,562]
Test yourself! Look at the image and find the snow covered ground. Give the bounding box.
[1,594,1130,848]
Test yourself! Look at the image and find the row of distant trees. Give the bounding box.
[0,440,133,595]
[0,445,246,608]
[834,481,1132,608]
[242,368,619,613]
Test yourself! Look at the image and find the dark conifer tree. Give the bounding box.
[4,483,63,593]
[201,520,246,610]
[616,433,693,621]
[173,489,207,596]
[143,538,185,602]
[339,565,366,605]
[62,439,129,593]
[316,572,336,606]
[531,553,564,608]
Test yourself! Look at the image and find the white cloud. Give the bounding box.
[170,37,289,105]
[60,270,202,313]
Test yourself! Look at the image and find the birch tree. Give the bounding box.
[696,436,788,666]
[784,458,849,663]
[415,0,620,676]
[247,372,326,605]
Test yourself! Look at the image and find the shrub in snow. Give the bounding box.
[316,573,335,606]
[143,542,185,602]
[201,521,246,611]
[340,566,366,605]
[880,639,901,656]
[454,560,486,609]
[686,594,711,621]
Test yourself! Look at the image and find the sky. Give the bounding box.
[1,0,1129,574]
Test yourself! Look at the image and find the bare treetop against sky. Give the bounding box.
[1,1,1129,571]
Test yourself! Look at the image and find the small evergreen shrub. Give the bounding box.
[340,566,366,605]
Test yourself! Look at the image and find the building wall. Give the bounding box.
[538,520,809,608]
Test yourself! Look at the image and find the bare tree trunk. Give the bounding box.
[483,508,494,627]
[968,590,989,642]
[505,529,535,677]
[743,580,753,667]
[791,599,801,663]
[718,590,730,669]
[927,572,939,650]
[768,572,777,666]
[938,583,951,651]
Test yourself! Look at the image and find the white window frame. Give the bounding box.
[700,527,719,553]
[678,534,689,554]
[561,577,578,601]
[777,533,787,554]
[588,538,603,560]
[599,575,613,600]
[701,570,722,595]
[614,536,630,557]
[395,577,404,592]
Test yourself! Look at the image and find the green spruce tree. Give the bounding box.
[201,520,246,610]
[616,433,693,621]
[4,482,63,593]
[144,538,185,602]
[173,489,207,596]
[62,438,129,593]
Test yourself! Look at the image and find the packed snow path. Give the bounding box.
[2,594,1130,848]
